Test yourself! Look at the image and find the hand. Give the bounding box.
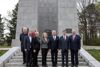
[48,49,51,52]
[79,49,81,51]
[25,49,27,51]
[33,50,36,52]
[58,49,60,51]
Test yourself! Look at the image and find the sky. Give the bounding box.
[0,0,100,17]
[0,0,19,34]
[0,0,19,17]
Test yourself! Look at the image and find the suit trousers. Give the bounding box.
[51,49,58,66]
[26,50,31,67]
[22,51,26,63]
[70,49,79,66]
[32,49,40,66]
[61,49,68,66]
[41,48,48,66]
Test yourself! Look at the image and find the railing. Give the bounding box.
[0,47,20,67]
[79,48,100,67]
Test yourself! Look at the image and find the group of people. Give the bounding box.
[20,27,81,67]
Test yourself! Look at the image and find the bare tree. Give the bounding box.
[77,0,98,45]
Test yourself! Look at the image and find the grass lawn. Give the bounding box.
[0,50,7,56]
[87,49,100,62]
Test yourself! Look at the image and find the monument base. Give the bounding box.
[11,39,20,47]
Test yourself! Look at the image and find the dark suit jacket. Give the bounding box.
[69,35,81,50]
[24,36,32,51]
[49,36,59,50]
[20,33,28,51]
[32,37,41,49]
[59,36,69,50]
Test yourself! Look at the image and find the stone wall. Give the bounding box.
[58,0,79,35]
[15,0,38,39]
[38,0,58,33]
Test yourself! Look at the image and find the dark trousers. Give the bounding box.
[71,50,79,66]
[61,49,68,66]
[26,50,31,67]
[51,49,58,66]
[22,51,26,63]
[29,50,33,67]
[41,48,48,66]
[32,49,40,66]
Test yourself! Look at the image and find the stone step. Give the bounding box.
[5,62,88,66]
[5,51,89,67]
[16,54,73,57]
[9,58,85,63]
[15,53,72,56]
[12,57,84,61]
[6,65,89,67]
[12,56,82,59]
[15,51,73,56]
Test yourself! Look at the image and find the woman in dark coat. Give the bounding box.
[32,31,41,66]
[41,32,49,67]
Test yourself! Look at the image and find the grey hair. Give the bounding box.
[52,30,56,33]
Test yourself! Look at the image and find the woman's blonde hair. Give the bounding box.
[42,32,48,38]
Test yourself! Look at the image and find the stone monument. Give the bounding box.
[12,0,78,46]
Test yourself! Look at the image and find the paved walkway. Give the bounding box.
[83,46,100,50]
[0,48,11,50]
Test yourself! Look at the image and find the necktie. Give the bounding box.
[63,36,66,40]
[73,35,75,40]
[65,36,66,40]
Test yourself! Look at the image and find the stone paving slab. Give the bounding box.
[0,48,11,50]
[83,46,100,50]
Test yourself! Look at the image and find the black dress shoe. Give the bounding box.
[23,62,26,64]
[36,65,39,67]
[75,65,78,67]
[71,65,74,67]
[62,65,64,67]
[66,65,69,67]
[42,65,46,67]
[52,65,56,67]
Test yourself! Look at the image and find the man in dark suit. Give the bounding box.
[24,32,32,67]
[49,30,59,67]
[20,27,29,64]
[69,30,81,67]
[59,30,69,67]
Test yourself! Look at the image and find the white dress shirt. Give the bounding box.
[73,35,76,40]
[53,36,56,40]
[29,36,32,43]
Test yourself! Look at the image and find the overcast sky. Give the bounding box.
[0,0,19,17]
[0,0,100,17]
[0,0,19,34]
